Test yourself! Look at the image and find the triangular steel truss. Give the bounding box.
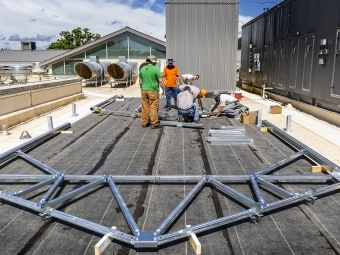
[0,121,339,249]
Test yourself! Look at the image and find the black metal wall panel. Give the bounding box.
[240,0,340,113]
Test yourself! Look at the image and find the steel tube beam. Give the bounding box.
[0,193,40,212]
[209,178,257,207]
[47,178,104,207]
[41,176,64,201]
[15,178,56,197]
[219,126,245,130]
[0,174,54,180]
[0,122,71,165]
[50,209,135,244]
[159,121,204,129]
[90,95,118,111]
[315,183,340,196]
[17,151,59,175]
[256,150,305,175]
[262,195,307,213]
[263,120,340,171]
[250,176,265,203]
[60,174,333,182]
[155,177,206,235]
[257,177,294,198]
[158,210,252,245]
[107,177,140,236]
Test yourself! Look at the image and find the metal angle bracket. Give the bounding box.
[250,203,265,223]
[305,187,317,206]
[134,231,157,248]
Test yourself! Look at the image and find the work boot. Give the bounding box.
[166,107,171,111]
[151,124,162,129]
[194,119,200,123]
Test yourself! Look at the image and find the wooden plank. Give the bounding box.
[186,225,201,255]
[260,127,267,132]
[310,165,332,173]
[61,130,74,134]
[94,226,116,255]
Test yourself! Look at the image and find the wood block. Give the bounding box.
[260,127,267,132]
[310,165,332,173]
[61,130,74,134]
[94,226,117,255]
[186,225,201,255]
[270,105,282,114]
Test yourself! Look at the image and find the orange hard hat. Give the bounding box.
[200,89,207,97]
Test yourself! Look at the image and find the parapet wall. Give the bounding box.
[0,77,84,128]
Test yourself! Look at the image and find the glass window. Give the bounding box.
[107,35,128,59]
[65,60,80,75]
[129,34,150,59]
[52,61,64,75]
[68,52,85,59]
[86,44,107,59]
[151,42,166,59]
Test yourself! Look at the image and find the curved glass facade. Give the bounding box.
[52,33,165,75]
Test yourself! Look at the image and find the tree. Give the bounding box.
[238,37,242,50]
[47,27,101,50]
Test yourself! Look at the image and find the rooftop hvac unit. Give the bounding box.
[74,56,110,86]
[0,65,30,84]
[106,57,138,87]
[21,42,36,51]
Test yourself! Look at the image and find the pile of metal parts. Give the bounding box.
[0,121,340,250]
[207,126,253,144]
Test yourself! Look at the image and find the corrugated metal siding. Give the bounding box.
[240,0,340,113]
[166,0,238,92]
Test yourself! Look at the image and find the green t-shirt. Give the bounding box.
[139,64,162,92]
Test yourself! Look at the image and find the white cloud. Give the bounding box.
[238,15,253,38]
[0,0,165,50]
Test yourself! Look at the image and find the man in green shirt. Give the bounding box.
[139,55,165,129]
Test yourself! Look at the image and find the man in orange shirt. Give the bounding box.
[163,58,180,111]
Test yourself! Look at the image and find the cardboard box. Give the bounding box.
[241,111,258,125]
[241,113,250,124]
[270,105,282,114]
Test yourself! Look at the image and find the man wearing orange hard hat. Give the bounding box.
[177,84,206,111]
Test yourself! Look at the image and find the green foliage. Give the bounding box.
[47,27,101,50]
[238,37,242,50]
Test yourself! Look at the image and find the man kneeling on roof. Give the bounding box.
[210,91,241,119]
[177,86,200,123]
[177,84,207,111]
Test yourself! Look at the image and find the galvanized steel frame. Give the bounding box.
[0,121,339,249]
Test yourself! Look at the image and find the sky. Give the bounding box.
[0,0,282,50]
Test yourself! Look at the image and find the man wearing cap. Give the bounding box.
[177,86,200,123]
[162,58,180,111]
[178,84,207,111]
[210,91,241,119]
[181,74,200,85]
[139,55,165,129]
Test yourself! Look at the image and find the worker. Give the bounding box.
[178,84,207,111]
[139,55,165,129]
[177,86,200,123]
[181,74,199,85]
[210,91,241,119]
[163,58,180,111]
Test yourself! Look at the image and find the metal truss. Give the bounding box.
[0,121,339,249]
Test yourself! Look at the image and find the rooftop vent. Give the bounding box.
[21,42,36,51]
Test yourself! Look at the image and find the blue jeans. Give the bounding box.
[165,86,178,108]
[178,103,199,121]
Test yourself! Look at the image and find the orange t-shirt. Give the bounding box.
[163,66,179,87]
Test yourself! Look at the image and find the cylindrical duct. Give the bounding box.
[74,62,110,80]
[106,62,137,80]
[31,62,46,74]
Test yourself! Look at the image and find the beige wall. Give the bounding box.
[0,81,84,128]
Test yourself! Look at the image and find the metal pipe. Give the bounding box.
[71,104,77,117]
[134,104,142,113]
[0,192,40,212]
[0,122,71,165]
[155,177,206,235]
[256,150,305,175]
[315,183,340,196]
[47,178,105,207]
[159,121,204,129]
[47,116,53,130]
[50,209,135,244]
[249,175,265,203]
[257,177,295,198]
[286,115,292,132]
[209,178,257,208]
[107,177,140,236]
[15,178,56,197]
[90,95,118,111]
[256,110,262,127]
[41,176,64,202]
[158,210,253,245]
[219,126,245,130]
[0,174,54,180]
[17,151,59,175]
